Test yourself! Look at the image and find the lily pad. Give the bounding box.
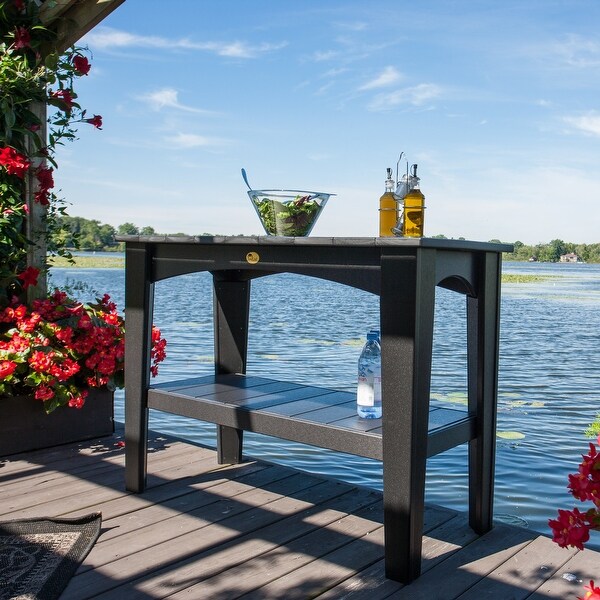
[497,431,526,440]
[341,338,365,347]
[508,400,527,408]
[195,355,214,363]
[446,392,468,405]
[299,339,336,346]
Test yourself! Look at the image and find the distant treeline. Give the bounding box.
[50,216,212,251]
[53,217,600,262]
[430,235,600,263]
[496,239,600,263]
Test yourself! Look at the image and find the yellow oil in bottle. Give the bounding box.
[402,187,425,237]
[402,164,425,237]
[379,168,397,237]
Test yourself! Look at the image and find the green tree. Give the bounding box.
[117,222,139,236]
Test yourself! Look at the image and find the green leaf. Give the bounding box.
[497,431,526,440]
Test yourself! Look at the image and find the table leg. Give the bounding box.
[380,250,436,583]
[125,244,155,493]
[213,275,250,464]
[467,251,501,533]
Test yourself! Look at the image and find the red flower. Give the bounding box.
[29,350,55,374]
[17,267,40,290]
[549,508,591,550]
[579,580,600,600]
[13,26,30,49]
[13,0,25,10]
[73,55,91,75]
[34,386,55,401]
[36,166,54,191]
[0,146,31,178]
[68,389,88,409]
[0,360,18,379]
[85,115,103,129]
[50,89,75,111]
[33,166,54,205]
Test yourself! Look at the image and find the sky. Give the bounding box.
[54,0,600,244]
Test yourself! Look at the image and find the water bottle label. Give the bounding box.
[357,375,375,406]
[373,374,381,403]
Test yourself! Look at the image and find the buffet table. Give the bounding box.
[119,235,511,582]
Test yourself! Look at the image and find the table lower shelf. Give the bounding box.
[147,374,475,460]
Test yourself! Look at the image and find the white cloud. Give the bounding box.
[311,50,339,62]
[335,21,368,32]
[554,34,600,68]
[163,132,229,149]
[367,83,443,111]
[138,88,216,114]
[359,66,402,90]
[83,27,286,58]
[564,112,600,137]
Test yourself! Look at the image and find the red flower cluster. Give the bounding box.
[0,290,166,413]
[549,435,600,550]
[0,146,30,178]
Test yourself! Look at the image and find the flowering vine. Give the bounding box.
[0,1,168,411]
[0,0,102,303]
[549,434,600,550]
[549,434,600,598]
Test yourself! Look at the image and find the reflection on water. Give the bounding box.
[50,261,600,547]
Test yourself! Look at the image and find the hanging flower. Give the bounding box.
[72,55,91,75]
[17,267,40,290]
[85,114,103,129]
[0,146,31,178]
[50,88,76,112]
[13,26,30,49]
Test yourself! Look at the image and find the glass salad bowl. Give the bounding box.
[248,189,333,236]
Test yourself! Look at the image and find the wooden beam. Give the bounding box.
[40,0,126,51]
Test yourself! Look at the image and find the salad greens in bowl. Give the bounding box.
[248,189,333,236]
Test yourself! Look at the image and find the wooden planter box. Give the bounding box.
[0,389,114,457]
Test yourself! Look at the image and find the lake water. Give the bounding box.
[49,260,600,548]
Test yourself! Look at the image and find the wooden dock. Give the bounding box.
[1,430,597,599]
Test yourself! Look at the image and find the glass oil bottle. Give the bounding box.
[402,164,425,238]
[379,168,397,237]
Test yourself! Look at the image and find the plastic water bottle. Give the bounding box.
[357,330,382,419]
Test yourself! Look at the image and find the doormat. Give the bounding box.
[0,513,101,600]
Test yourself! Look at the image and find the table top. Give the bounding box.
[116,235,514,253]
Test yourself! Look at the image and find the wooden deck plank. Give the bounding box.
[63,481,380,599]
[454,535,579,599]
[74,471,330,576]
[167,505,387,599]
[527,548,600,600]
[2,431,600,600]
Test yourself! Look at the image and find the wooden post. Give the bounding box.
[25,100,47,302]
